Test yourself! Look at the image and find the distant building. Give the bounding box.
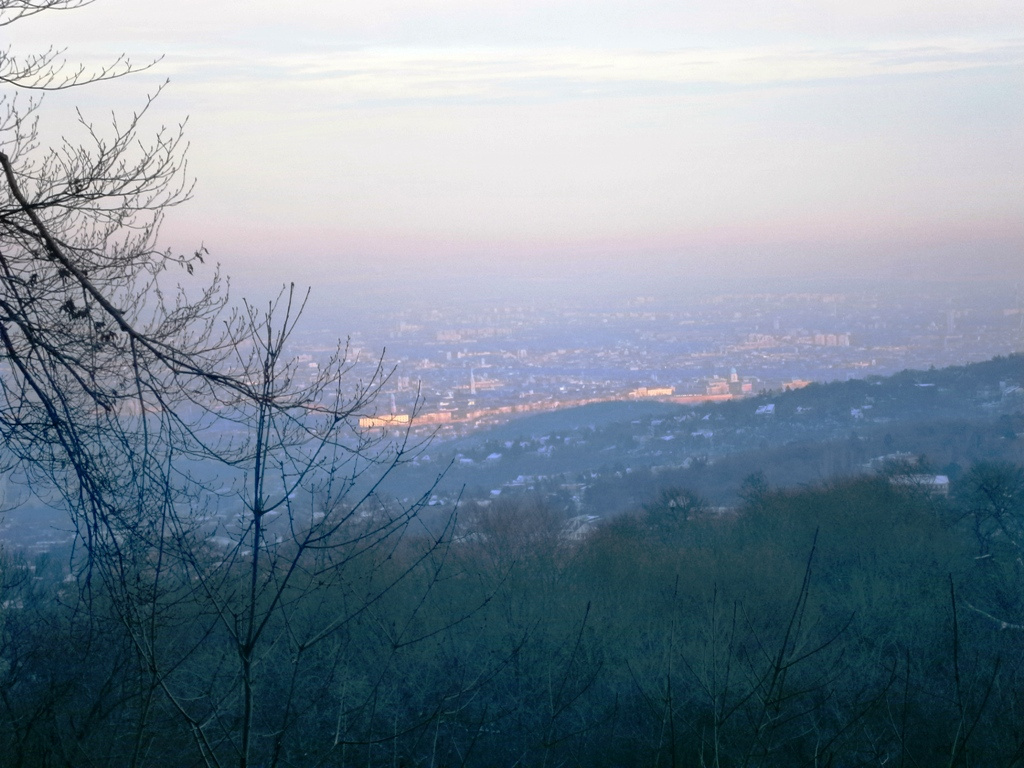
[630,386,675,398]
[809,333,850,347]
[890,474,950,497]
[358,414,411,429]
[705,377,730,396]
[425,411,454,423]
[728,367,754,396]
[562,515,601,541]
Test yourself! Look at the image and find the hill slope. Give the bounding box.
[386,354,1024,509]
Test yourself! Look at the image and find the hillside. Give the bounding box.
[386,354,1024,510]
[3,355,1022,549]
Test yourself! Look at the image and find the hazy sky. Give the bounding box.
[12,1,1024,298]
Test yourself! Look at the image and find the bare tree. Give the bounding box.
[1,0,235,571]
[2,5,461,766]
[110,289,458,768]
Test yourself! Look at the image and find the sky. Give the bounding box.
[10,1,1024,301]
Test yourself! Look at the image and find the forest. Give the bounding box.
[3,465,1024,766]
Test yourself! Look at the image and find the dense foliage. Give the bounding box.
[2,466,1023,766]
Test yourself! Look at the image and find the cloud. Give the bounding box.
[164,38,1024,107]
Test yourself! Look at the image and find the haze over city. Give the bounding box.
[14,0,1023,310]
[8,3,1024,763]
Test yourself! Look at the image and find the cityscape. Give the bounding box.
[287,278,1024,440]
